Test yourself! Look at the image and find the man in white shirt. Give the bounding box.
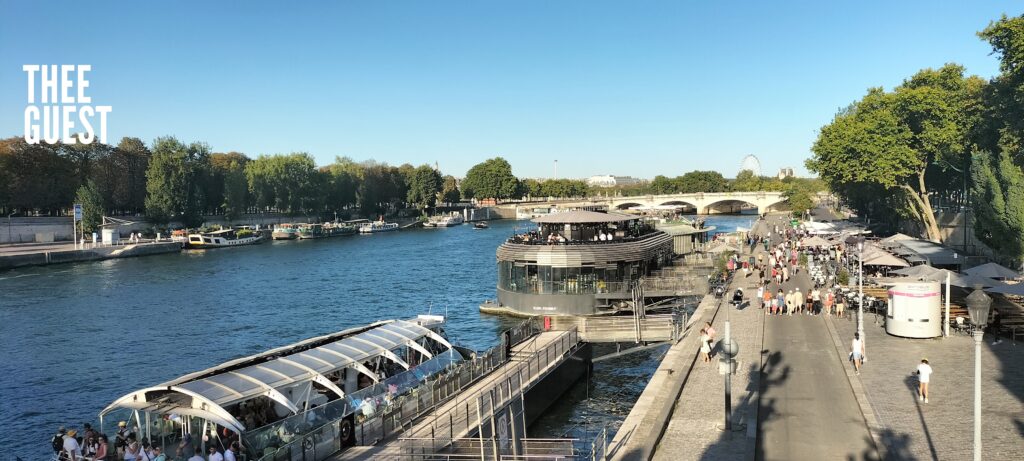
[186,447,204,461]
[916,358,933,403]
[224,442,240,461]
[208,446,224,461]
[63,429,82,461]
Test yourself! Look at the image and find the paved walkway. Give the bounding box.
[652,265,764,461]
[832,313,1024,460]
[753,215,877,461]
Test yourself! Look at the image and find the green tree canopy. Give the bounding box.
[406,164,443,211]
[461,157,518,200]
[74,180,104,234]
[144,136,211,227]
[808,64,983,241]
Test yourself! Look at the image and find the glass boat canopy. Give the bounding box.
[100,318,452,434]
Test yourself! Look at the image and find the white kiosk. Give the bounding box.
[885,282,942,338]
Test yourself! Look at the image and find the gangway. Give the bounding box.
[333,329,584,460]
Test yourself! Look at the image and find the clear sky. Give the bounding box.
[1,1,1017,180]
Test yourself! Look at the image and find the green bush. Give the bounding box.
[236,229,254,238]
[838,269,850,286]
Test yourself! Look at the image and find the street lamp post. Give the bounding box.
[965,285,992,461]
[857,238,865,350]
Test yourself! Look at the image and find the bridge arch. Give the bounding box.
[614,202,645,210]
[703,199,760,215]
[658,200,698,212]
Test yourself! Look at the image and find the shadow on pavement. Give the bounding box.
[751,349,789,461]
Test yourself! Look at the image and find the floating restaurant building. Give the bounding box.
[492,210,674,316]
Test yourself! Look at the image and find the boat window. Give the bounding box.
[190,236,201,243]
[204,237,213,243]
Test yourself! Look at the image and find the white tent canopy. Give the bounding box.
[920,269,1003,288]
[964,262,1020,280]
[100,319,452,433]
[985,282,1024,296]
[892,265,940,278]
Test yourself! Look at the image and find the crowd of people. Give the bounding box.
[50,422,242,461]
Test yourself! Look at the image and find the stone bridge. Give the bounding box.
[529,191,789,215]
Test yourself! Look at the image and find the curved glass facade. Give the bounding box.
[497,260,634,295]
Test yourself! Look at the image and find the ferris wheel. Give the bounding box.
[740,154,762,176]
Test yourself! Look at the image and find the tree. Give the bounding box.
[971,151,1024,261]
[460,157,518,200]
[406,164,443,211]
[222,160,249,221]
[440,175,461,204]
[245,153,319,215]
[74,180,105,234]
[677,170,728,193]
[808,64,984,242]
[145,137,210,227]
[649,175,679,194]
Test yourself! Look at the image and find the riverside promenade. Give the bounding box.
[828,306,1024,459]
[607,223,769,460]
[608,214,882,460]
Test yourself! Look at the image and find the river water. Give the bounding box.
[0,215,754,459]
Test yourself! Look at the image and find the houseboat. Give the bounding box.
[298,222,358,239]
[424,213,465,228]
[489,210,673,316]
[93,316,464,461]
[183,228,264,249]
[358,220,399,234]
[272,224,299,240]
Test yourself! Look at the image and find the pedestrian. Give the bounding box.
[782,266,789,282]
[705,321,716,345]
[51,427,67,459]
[699,328,712,363]
[851,332,865,374]
[208,446,225,461]
[224,442,240,461]
[187,447,204,461]
[836,297,846,318]
[824,291,834,316]
[811,288,821,314]
[63,429,82,461]
[115,421,130,459]
[94,435,109,461]
[756,284,765,307]
[914,358,933,403]
[762,286,772,310]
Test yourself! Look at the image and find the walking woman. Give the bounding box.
[699,328,712,363]
[851,333,865,375]
[915,358,933,403]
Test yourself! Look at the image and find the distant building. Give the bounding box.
[777,168,795,180]
[586,175,644,188]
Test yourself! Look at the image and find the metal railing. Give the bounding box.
[408,329,582,456]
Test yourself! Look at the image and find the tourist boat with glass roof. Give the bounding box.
[94,316,463,460]
[488,210,674,316]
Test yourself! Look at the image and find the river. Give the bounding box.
[0,215,754,459]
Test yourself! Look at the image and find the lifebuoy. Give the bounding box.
[339,419,354,447]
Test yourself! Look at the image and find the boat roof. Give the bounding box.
[205,229,235,235]
[100,318,451,432]
[532,210,637,224]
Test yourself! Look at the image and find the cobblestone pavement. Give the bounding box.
[653,262,765,461]
[832,312,1024,460]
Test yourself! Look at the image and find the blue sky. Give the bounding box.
[1,1,1017,179]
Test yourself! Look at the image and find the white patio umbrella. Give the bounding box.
[892,265,939,277]
[964,262,1020,280]
[921,269,1003,288]
[984,283,1024,296]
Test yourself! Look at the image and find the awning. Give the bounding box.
[985,282,1024,296]
[920,269,1004,288]
[799,236,833,248]
[891,265,939,278]
[100,319,450,432]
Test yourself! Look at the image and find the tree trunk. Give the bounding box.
[902,168,942,242]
